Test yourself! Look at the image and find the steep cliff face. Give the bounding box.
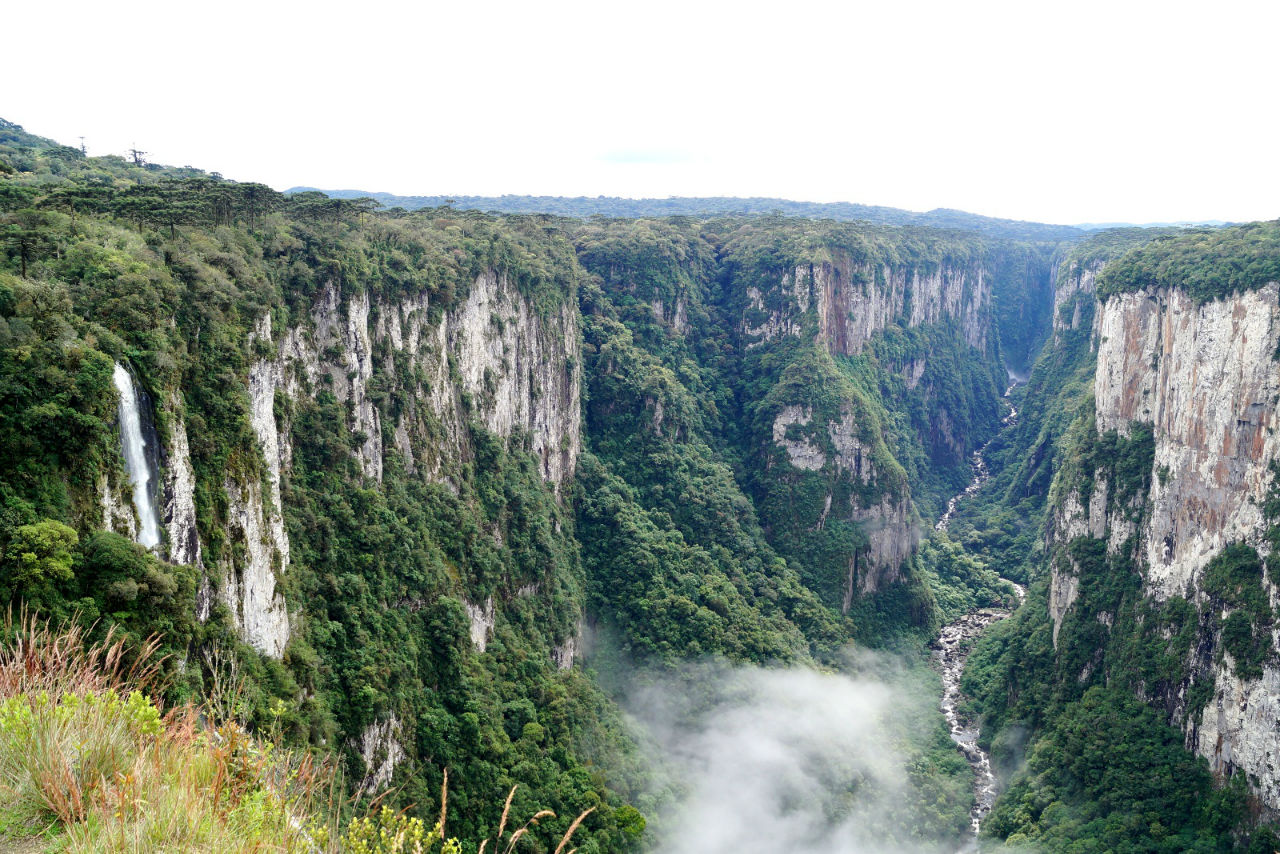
[743,261,991,356]
[1048,280,1280,808]
[769,402,915,605]
[99,473,137,542]
[224,270,581,658]
[100,386,202,568]
[413,270,581,490]
[1094,283,1280,805]
[221,474,291,658]
[161,396,202,568]
[1050,260,1099,342]
[354,715,406,798]
[739,242,1004,605]
[1094,285,1279,597]
[223,312,298,658]
[0,182,633,839]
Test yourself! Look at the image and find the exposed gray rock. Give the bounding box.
[354,715,406,798]
[221,475,290,658]
[1095,285,1280,599]
[1051,277,1280,807]
[99,474,137,542]
[552,618,585,670]
[161,395,201,567]
[743,261,990,356]
[772,405,825,471]
[465,597,495,652]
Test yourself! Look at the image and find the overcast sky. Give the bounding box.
[7,0,1278,225]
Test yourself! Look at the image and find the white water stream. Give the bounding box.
[934,586,1025,849]
[112,363,161,549]
[932,380,1025,848]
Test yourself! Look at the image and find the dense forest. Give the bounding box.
[3,116,1280,852]
[289,188,1086,242]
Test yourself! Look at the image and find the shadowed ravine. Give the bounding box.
[936,382,1019,533]
[933,380,1025,849]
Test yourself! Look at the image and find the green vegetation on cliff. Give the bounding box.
[947,225,1280,850]
[288,187,1086,242]
[1097,219,1280,303]
[25,114,1271,854]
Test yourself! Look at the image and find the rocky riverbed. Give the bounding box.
[933,589,1023,848]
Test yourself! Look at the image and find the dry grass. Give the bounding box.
[0,611,596,854]
[0,610,162,700]
[0,610,331,852]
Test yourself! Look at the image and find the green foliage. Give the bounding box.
[342,807,460,854]
[986,240,1057,374]
[918,535,1017,624]
[297,188,1085,241]
[0,155,644,848]
[1098,220,1280,303]
[280,403,643,846]
[746,345,907,611]
[21,117,1267,853]
[576,453,833,662]
[1201,544,1275,680]
[944,229,1172,586]
[955,226,1280,850]
[573,221,848,661]
[985,687,1250,852]
[76,531,198,663]
[3,519,77,593]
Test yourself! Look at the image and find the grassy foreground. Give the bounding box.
[0,614,590,853]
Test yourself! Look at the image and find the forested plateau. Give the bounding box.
[4,117,1280,852]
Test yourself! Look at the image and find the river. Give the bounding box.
[932,381,1025,848]
[934,586,1025,849]
[935,384,1019,533]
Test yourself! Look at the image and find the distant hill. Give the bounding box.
[1076,219,1234,230]
[286,188,1087,242]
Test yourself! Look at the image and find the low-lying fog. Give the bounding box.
[622,655,972,854]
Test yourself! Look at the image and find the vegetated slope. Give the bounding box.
[1,117,1064,848]
[950,226,1280,850]
[0,119,646,850]
[0,613,596,853]
[288,187,1086,242]
[0,116,1087,850]
[571,214,1061,646]
[944,229,1179,580]
[1097,219,1280,303]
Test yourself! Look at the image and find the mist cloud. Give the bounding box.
[625,657,961,854]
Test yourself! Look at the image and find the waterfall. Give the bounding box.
[112,363,162,549]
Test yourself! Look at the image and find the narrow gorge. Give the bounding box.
[3,118,1280,852]
[932,380,1025,845]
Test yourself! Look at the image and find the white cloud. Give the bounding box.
[625,658,954,854]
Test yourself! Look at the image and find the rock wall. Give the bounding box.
[99,473,137,542]
[220,271,581,658]
[1049,280,1280,808]
[1050,260,1099,342]
[353,715,406,798]
[221,474,291,659]
[1046,473,1136,647]
[101,387,202,569]
[1093,285,1280,598]
[410,270,581,490]
[743,261,991,356]
[1094,283,1280,807]
[750,257,988,602]
[161,396,201,567]
[770,403,915,602]
[465,597,495,653]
